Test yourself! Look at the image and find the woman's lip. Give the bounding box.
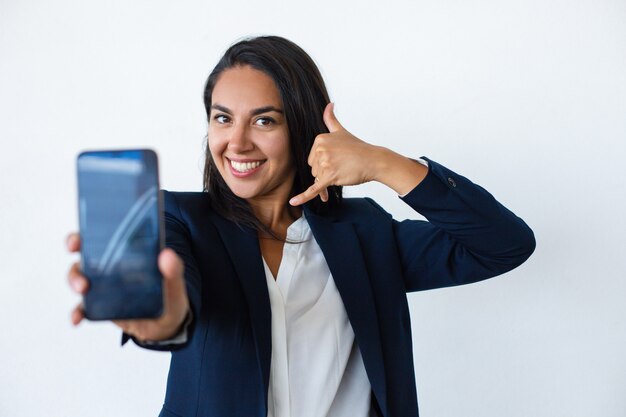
[227,157,266,163]
[227,158,266,178]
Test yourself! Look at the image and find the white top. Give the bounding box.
[262,215,372,417]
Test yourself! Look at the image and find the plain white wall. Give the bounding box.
[1,0,625,416]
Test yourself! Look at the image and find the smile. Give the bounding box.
[229,159,265,173]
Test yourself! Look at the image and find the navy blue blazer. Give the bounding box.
[125,157,535,417]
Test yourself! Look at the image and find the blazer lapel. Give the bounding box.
[305,207,389,416]
[210,213,272,406]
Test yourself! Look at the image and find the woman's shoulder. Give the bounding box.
[330,197,393,222]
[162,189,209,202]
[162,190,214,218]
[162,189,210,203]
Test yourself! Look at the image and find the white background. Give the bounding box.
[1,0,625,416]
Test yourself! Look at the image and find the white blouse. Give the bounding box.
[262,215,372,417]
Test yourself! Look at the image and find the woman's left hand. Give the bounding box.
[289,103,382,206]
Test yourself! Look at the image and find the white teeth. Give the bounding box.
[230,160,262,173]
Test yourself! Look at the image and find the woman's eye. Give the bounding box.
[214,114,230,124]
[254,117,274,126]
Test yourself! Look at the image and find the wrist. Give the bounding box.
[139,309,192,346]
[158,307,190,341]
[369,146,395,182]
[372,147,428,195]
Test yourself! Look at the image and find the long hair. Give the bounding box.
[202,36,342,235]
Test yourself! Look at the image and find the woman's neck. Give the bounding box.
[248,197,302,238]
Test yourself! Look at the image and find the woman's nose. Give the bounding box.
[227,124,254,152]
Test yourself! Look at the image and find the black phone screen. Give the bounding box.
[77,149,163,320]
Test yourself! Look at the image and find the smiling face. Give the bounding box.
[208,65,294,205]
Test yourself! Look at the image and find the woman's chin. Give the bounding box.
[229,188,257,200]
[225,182,264,201]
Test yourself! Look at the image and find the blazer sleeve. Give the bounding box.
[121,190,203,350]
[367,157,536,292]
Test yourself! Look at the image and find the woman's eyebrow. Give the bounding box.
[211,104,283,116]
[250,106,284,116]
[211,104,232,114]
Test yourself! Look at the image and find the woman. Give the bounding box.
[67,36,535,417]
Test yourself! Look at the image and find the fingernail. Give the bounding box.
[289,197,298,206]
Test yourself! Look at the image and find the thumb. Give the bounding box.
[159,248,188,317]
[323,102,343,133]
[158,248,189,334]
[159,248,185,284]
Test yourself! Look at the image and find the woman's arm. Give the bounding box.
[289,103,535,290]
[367,158,536,291]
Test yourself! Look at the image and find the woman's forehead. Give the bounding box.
[212,65,282,111]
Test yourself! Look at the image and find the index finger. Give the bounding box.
[289,181,329,206]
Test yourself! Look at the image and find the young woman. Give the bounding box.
[67,36,535,417]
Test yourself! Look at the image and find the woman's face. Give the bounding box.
[208,65,294,204]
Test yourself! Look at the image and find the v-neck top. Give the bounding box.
[262,215,372,417]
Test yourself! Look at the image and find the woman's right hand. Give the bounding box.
[66,233,190,342]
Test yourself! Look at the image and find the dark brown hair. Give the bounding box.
[202,36,342,235]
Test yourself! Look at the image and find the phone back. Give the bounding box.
[77,149,163,320]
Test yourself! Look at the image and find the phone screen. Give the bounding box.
[77,149,163,320]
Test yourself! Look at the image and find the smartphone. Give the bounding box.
[77,149,164,320]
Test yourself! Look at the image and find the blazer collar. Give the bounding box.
[210,213,272,412]
[304,206,389,415]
